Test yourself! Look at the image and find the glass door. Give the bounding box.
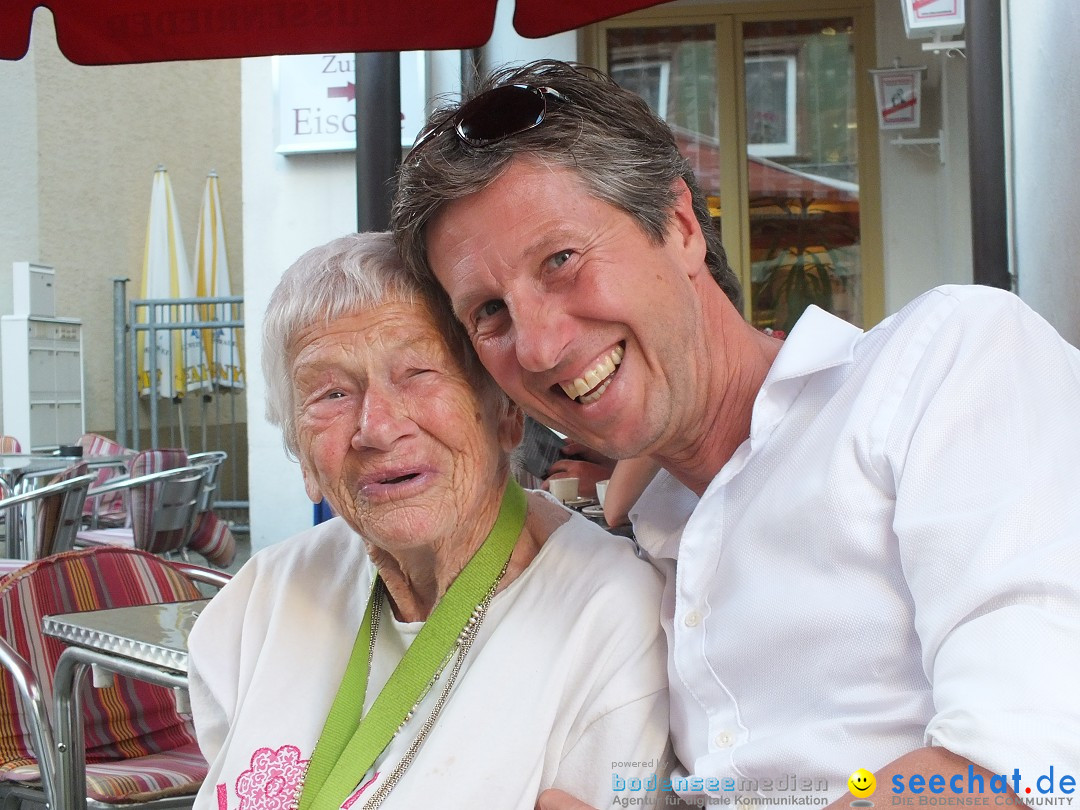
[743,17,862,334]
[597,2,881,333]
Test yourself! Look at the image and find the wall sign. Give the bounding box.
[901,0,965,39]
[870,66,926,131]
[274,51,427,154]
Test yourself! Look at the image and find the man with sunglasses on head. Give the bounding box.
[391,60,1080,810]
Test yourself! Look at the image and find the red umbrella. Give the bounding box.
[1,0,670,65]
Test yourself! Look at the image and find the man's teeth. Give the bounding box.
[560,345,624,401]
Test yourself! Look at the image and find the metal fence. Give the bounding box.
[112,279,248,533]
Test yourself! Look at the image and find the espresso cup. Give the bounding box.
[595,479,609,508]
[548,477,579,503]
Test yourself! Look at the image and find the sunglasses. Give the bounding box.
[410,84,568,155]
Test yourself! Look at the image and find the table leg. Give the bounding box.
[53,647,90,810]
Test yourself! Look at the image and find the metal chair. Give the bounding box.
[76,466,207,557]
[0,470,98,567]
[185,451,227,515]
[184,452,236,568]
[0,546,230,808]
[76,434,135,528]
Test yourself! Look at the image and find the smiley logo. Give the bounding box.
[848,769,877,798]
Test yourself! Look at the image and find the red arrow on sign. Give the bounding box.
[328,82,356,102]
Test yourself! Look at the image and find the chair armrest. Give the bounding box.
[167,560,233,590]
[84,475,135,499]
[0,473,99,509]
[0,636,58,803]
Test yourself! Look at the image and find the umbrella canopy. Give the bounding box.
[138,165,211,400]
[194,171,244,390]
[0,0,672,65]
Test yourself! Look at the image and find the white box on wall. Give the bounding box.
[1,315,85,451]
[11,262,56,317]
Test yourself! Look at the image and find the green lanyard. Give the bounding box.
[298,479,527,810]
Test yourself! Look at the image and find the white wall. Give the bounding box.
[241,56,359,551]
[1006,0,1080,346]
[243,1,575,551]
[0,45,39,319]
[874,0,972,316]
[484,0,576,69]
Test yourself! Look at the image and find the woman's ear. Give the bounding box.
[300,463,324,504]
[497,400,525,453]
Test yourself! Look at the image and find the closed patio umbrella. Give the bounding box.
[194,170,244,391]
[138,166,211,444]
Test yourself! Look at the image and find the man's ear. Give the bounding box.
[668,178,708,279]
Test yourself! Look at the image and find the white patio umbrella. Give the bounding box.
[194,170,244,390]
[138,166,211,443]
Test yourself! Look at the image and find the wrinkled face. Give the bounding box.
[290,299,520,551]
[426,157,708,460]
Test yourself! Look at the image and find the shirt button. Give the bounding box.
[684,611,701,627]
[714,731,733,748]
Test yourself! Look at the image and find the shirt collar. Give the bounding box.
[764,304,863,385]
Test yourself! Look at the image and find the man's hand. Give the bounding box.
[536,789,598,810]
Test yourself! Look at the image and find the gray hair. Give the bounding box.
[262,231,504,456]
[392,59,742,310]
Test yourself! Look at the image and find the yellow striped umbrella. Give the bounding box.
[194,171,244,390]
[138,165,211,400]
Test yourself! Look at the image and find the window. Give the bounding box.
[745,54,797,157]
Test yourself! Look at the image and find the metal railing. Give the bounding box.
[112,278,248,532]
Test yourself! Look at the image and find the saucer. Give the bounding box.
[564,496,596,508]
[581,505,606,518]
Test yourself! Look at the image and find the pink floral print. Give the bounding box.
[233,745,309,810]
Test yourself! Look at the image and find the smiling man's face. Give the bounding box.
[426,156,713,462]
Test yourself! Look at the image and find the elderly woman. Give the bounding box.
[186,232,669,810]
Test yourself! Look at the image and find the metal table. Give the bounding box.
[42,599,208,809]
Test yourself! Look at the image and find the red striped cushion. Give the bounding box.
[128,450,190,554]
[187,512,236,568]
[78,434,134,526]
[3,740,206,802]
[0,547,206,801]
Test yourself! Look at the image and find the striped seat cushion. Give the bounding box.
[0,561,26,578]
[128,450,191,553]
[78,434,134,527]
[72,527,136,549]
[2,741,206,802]
[188,512,236,568]
[0,547,207,801]
[80,449,191,552]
